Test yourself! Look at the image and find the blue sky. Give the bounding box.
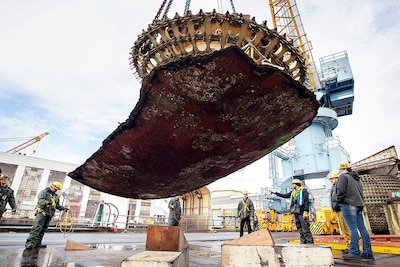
[1,0,399,193]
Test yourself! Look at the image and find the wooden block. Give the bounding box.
[65,239,92,250]
[146,225,189,252]
[223,229,275,246]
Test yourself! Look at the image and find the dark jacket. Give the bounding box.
[330,183,340,211]
[35,187,67,217]
[0,185,17,216]
[275,187,310,214]
[336,172,364,207]
[168,198,181,221]
[237,198,255,219]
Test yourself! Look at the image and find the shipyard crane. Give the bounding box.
[268,0,354,115]
[268,0,320,91]
[264,0,355,212]
[5,132,49,154]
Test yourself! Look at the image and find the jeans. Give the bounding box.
[340,204,373,258]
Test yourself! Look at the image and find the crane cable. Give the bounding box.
[216,0,237,13]
[152,0,168,24]
[163,0,174,19]
[229,0,236,13]
[183,0,191,15]
[153,0,174,23]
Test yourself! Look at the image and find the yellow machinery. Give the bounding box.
[310,206,340,235]
[255,207,342,234]
[255,209,297,232]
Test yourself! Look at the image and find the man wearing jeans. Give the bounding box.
[336,162,374,262]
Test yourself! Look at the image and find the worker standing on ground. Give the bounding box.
[272,179,314,244]
[25,181,69,249]
[329,172,350,254]
[337,162,374,262]
[237,190,254,237]
[168,196,181,226]
[0,171,17,218]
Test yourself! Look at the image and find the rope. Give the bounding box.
[59,208,74,238]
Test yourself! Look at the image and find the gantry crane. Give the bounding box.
[5,132,49,154]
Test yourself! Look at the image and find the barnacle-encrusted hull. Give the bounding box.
[68,47,318,198]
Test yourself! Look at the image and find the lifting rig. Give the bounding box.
[68,0,320,198]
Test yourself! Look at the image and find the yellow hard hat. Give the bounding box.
[0,174,9,180]
[338,162,351,169]
[291,178,302,185]
[51,181,62,191]
[242,190,248,195]
[329,172,339,179]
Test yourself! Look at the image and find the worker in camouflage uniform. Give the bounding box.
[237,190,255,237]
[0,173,17,218]
[25,181,68,249]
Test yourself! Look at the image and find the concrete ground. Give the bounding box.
[0,231,399,266]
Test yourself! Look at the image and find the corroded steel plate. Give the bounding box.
[68,47,319,198]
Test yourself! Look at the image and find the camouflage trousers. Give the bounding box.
[25,213,52,248]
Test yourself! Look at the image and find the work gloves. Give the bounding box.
[303,211,309,220]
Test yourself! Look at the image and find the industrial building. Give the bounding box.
[0,151,165,229]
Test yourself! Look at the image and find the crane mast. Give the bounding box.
[6,132,49,154]
[268,0,320,90]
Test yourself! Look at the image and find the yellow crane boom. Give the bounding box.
[268,0,320,90]
[6,132,49,154]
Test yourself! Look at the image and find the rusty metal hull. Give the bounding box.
[68,47,319,198]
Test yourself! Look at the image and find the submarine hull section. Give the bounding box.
[68,47,319,199]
